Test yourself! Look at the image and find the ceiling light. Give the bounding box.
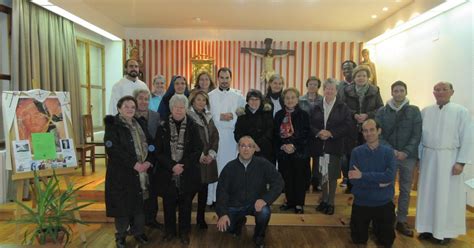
[382,7,389,11]
[367,0,467,45]
[395,20,405,26]
[193,17,202,22]
[31,0,121,41]
[371,15,377,19]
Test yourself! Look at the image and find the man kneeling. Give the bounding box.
[349,119,396,247]
[216,136,284,248]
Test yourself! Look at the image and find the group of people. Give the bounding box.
[104,58,471,248]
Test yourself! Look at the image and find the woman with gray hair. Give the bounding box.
[310,78,353,215]
[132,88,163,229]
[154,94,203,245]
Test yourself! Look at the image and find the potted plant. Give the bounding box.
[12,170,93,246]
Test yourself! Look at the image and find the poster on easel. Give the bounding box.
[2,89,78,180]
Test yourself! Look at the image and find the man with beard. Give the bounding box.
[109,59,149,115]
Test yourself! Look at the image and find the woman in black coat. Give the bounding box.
[339,66,383,192]
[234,89,274,163]
[104,96,153,248]
[154,94,203,245]
[310,79,353,215]
[274,88,310,214]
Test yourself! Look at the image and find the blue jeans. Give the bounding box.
[396,158,416,223]
[227,204,271,239]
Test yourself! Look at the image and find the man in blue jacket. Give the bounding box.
[375,81,422,237]
[349,119,396,247]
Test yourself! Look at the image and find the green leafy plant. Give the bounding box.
[12,170,93,245]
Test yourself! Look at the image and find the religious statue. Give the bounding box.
[128,45,146,82]
[241,38,294,87]
[360,49,377,85]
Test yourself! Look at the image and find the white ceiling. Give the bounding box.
[52,0,416,31]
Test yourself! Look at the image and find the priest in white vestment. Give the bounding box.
[207,68,246,205]
[416,82,472,244]
[108,59,149,115]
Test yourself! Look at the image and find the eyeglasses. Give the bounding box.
[239,144,254,149]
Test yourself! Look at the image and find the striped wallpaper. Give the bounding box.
[124,39,364,94]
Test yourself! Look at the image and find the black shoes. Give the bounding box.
[254,236,265,248]
[279,203,294,211]
[325,205,335,215]
[316,202,328,212]
[162,232,176,242]
[419,233,451,245]
[295,205,304,214]
[115,237,126,248]
[396,222,414,237]
[180,234,190,245]
[146,220,163,229]
[418,232,433,240]
[134,234,149,245]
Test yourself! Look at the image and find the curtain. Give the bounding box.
[12,0,82,144]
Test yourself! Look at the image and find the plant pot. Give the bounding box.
[35,228,66,245]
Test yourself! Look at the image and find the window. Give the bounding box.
[0,4,12,148]
[76,38,105,131]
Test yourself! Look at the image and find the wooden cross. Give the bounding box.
[240,38,295,57]
[240,38,295,88]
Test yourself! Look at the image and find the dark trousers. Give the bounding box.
[115,213,145,239]
[228,204,271,240]
[196,183,208,223]
[341,153,353,191]
[144,194,159,224]
[350,202,396,247]
[279,157,310,206]
[162,191,195,235]
[310,155,320,188]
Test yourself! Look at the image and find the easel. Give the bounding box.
[3,84,87,244]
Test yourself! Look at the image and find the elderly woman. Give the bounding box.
[234,89,274,163]
[155,94,203,245]
[104,96,153,248]
[340,66,383,193]
[133,88,162,229]
[149,75,166,112]
[158,75,190,118]
[193,71,216,93]
[274,88,310,214]
[264,74,285,117]
[187,90,219,229]
[299,76,323,191]
[310,79,353,215]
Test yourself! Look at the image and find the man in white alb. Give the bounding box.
[108,59,149,115]
[207,67,246,206]
[416,82,472,245]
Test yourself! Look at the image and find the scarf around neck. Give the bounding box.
[119,115,148,163]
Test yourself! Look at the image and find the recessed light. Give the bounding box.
[395,0,402,3]
[371,15,377,19]
[193,17,202,22]
[382,7,389,11]
[395,20,405,26]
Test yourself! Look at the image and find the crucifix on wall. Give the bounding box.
[241,38,295,87]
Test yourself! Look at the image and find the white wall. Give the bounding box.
[124,28,363,42]
[370,1,473,114]
[369,1,474,206]
[74,25,123,116]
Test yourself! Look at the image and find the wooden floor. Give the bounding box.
[0,222,473,247]
[1,158,473,247]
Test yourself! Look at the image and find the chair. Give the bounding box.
[83,114,108,166]
[76,143,95,176]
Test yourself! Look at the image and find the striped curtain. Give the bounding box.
[125,39,364,95]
